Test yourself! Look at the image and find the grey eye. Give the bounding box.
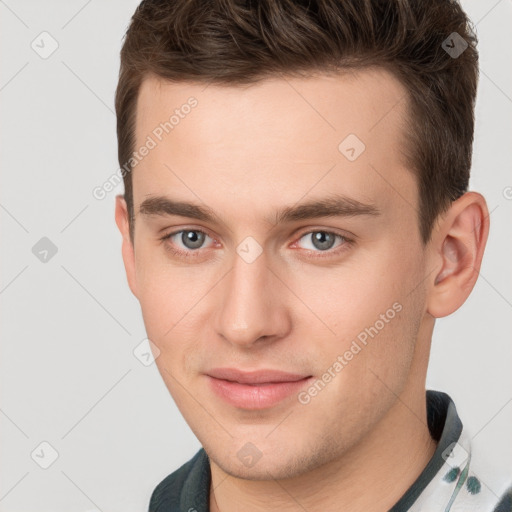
[310,232,336,251]
[298,231,344,252]
[181,230,206,249]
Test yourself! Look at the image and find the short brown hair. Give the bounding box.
[115,0,478,244]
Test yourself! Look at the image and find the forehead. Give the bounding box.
[132,68,416,224]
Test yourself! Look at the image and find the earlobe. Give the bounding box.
[115,194,139,299]
[427,192,489,318]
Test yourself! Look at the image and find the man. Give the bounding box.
[114,0,511,510]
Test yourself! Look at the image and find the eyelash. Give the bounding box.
[158,228,353,260]
[288,231,352,259]
[159,229,217,260]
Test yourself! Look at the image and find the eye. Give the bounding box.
[295,231,348,253]
[160,229,214,253]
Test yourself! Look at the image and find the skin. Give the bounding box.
[115,68,489,511]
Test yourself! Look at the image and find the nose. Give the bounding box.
[212,246,292,349]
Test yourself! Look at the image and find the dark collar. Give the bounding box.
[389,390,463,511]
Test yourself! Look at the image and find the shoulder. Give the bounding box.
[149,448,210,512]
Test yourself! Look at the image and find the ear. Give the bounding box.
[115,195,139,299]
[426,192,490,318]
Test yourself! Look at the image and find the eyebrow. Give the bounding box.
[139,196,222,223]
[274,195,380,223]
[138,194,380,225]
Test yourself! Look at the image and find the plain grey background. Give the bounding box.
[1,1,511,511]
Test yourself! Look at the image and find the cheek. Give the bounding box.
[292,242,424,377]
[138,280,201,349]
[134,253,213,374]
[134,245,201,334]
[288,244,420,333]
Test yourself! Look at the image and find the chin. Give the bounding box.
[207,441,327,482]
[216,456,301,481]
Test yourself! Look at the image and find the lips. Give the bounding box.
[207,367,310,384]
[206,367,313,409]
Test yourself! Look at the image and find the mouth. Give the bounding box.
[206,368,313,410]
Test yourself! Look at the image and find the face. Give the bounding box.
[117,68,434,480]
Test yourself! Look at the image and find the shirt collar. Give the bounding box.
[389,390,463,511]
